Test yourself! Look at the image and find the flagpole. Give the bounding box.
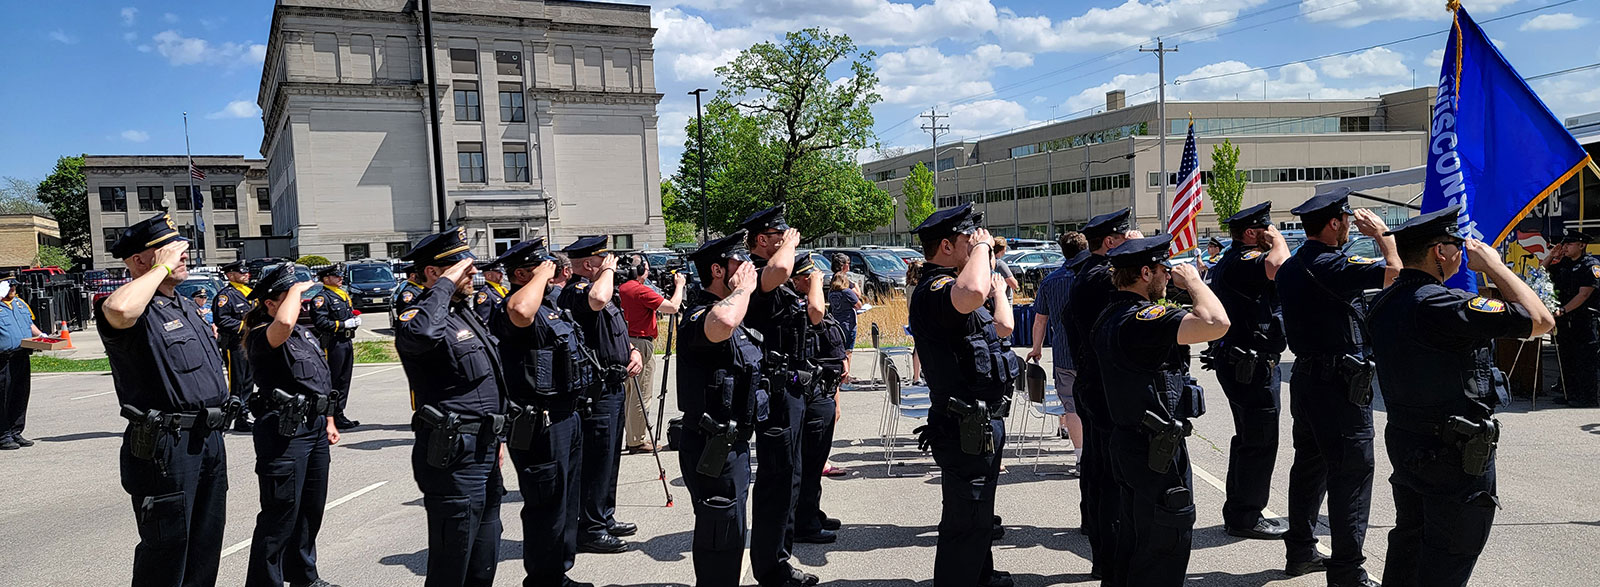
[183,112,204,266]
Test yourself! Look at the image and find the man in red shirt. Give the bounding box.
[618,254,686,452]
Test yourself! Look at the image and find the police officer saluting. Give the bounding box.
[1095,234,1229,585]
[1204,202,1290,540]
[396,227,508,587]
[394,262,425,314]
[310,263,361,429]
[476,260,508,324]
[908,204,1020,587]
[488,238,594,587]
[1545,230,1600,407]
[792,252,845,544]
[99,212,235,586]
[1368,207,1554,586]
[243,263,343,587]
[1275,191,1398,585]
[557,236,643,553]
[214,259,258,432]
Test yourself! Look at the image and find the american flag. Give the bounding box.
[1165,121,1203,254]
[189,161,205,181]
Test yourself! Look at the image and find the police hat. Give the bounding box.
[1384,205,1464,247]
[1083,207,1133,243]
[110,212,187,259]
[317,263,345,279]
[1292,190,1355,219]
[1207,236,1225,248]
[1559,230,1594,244]
[1226,202,1273,229]
[561,235,610,259]
[688,230,751,267]
[249,263,300,301]
[402,226,477,267]
[220,260,248,274]
[912,203,984,240]
[1109,234,1177,268]
[738,204,790,235]
[492,238,554,270]
[793,252,818,276]
[477,260,505,273]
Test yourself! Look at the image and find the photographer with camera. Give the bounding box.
[618,254,686,454]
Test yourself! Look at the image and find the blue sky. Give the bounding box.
[4,0,1598,183]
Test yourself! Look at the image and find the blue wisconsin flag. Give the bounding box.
[1424,3,1590,290]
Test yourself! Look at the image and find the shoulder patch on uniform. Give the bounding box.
[930,276,954,291]
[574,283,589,290]
[1347,255,1377,265]
[1467,297,1507,313]
[397,308,420,322]
[476,291,488,304]
[1135,305,1168,321]
[690,308,707,321]
[1241,250,1263,261]
[401,291,415,302]
[313,296,325,308]
[1591,265,1600,279]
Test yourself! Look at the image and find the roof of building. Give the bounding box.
[84,156,266,170]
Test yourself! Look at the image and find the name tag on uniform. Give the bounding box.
[163,319,184,332]
[456,328,475,341]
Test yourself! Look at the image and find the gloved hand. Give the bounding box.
[342,317,361,329]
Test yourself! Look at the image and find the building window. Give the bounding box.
[499,83,525,122]
[136,186,163,211]
[454,82,481,121]
[257,187,270,210]
[873,169,896,182]
[613,234,634,250]
[260,224,273,236]
[103,227,123,249]
[937,158,955,171]
[344,243,369,260]
[98,186,127,212]
[492,227,521,256]
[1339,116,1372,132]
[495,50,522,76]
[1009,144,1036,159]
[216,224,241,249]
[457,143,486,183]
[449,48,477,74]
[175,186,193,210]
[387,241,410,259]
[503,143,530,182]
[211,185,237,210]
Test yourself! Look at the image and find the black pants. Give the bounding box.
[1381,427,1498,587]
[1110,429,1194,587]
[119,425,229,587]
[223,345,255,416]
[678,427,751,587]
[0,351,30,438]
[511,408,583,586]
[1286,365,1375,584]
[929,416,1004,587]
[246,413,331,587]
[579,382,624,542]
[1556,316,1599,406]
[412,428,504,587]
[1216,356,1282,529]
[325,338,354,417]
[750,385,805,586]
[795,390,836,536]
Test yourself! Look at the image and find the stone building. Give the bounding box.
[0,214,61,269]
[258,0,664,261]
[83,156,271,268]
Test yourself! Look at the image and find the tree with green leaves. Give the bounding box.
[1,177,49,215]
[35,155,89,262]
[35,245,73,271]
[659,182,697,246]
[902,161,935,230]
[1209,139,1248,231]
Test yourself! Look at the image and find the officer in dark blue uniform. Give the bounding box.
[1063,206,1136,580]
[736,204,820,587]
[557,236,643,553]
[99,212,235,586]
[394,262,425,314]
[214,259,258,431]
[1546,231,1600,407]
[396,227,508,587]
[1203,202,1290,540]
[243,263,343,587]
[310,264,361,429]
[1368,206,1554,586]
[908,204,1021,587]
[1094,234,1229,586]
[677,230,767,587]
[1275,192,1399,586]
[489,238,597,587]
[475,260,509,325]
[792,253,846,544]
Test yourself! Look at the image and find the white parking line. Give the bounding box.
[220,480,389,558]
[1190,461,1381,581]
[353,365,402,379]
[70,390,116,401]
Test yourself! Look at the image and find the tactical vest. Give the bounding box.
[679,308,767,429]
[1369,276,1506,421]
[502,299,596,403]
[1096,298,1204,427]
[911,267,1021,404]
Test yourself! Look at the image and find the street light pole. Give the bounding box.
[420,0,448,232]
[689,88,710,242]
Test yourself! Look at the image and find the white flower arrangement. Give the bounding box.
[1519,266,1561,314]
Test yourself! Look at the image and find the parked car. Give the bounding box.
[859,245,925,264]
[175,275,223,303]
[1342,236,1380,259]
[344,261,398,311]
[1005,238,1055,250]
[1003,249,1065,274]
[820,248,908,302]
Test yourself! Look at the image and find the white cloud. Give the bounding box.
[122,31,138,42]
[120,7,138,26]
[1319,47,1408,79]
[1533,68,1600,121]
[947,99,1032,139]
[1424,48,1446,68]
[207,100,261,120]
[121,130,150,143]
[1064,72,1161,113]
[996,0,1266,52]
[651,8,770,82]
[151,30,267,67]
[137,44,152,53]
[1300,0,1520,28]
[1522,13,1590,31]
[876,44,1032,105]
[48,30,77,44]
[164,13,180,24]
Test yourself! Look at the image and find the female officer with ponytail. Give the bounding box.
[244,263,343,587]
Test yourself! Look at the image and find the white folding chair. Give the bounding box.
[880,360,931,476]
[1020,361,1072,474]
[868,322,913,389]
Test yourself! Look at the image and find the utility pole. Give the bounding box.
[1142,38,1177,234]
[420,0,448,232]
[921,108,950,226]
[689,88,710,242]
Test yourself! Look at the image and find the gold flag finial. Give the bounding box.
[1447,0,1461,12]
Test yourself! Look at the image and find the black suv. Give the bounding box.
[343,261,398,311]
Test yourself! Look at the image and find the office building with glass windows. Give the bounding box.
[84,156,272,268]
[846,87,1436,246]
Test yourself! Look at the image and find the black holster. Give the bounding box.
[946,398,995,456]
[120,404,174,465]
[1142,410,1192,474]
[417,405,462,468]
[269,389,310,437]
[1338,354,1377,407]
[1446,416,1499,476]
[506,402,551,452]
[696,413,737,478]
[1225,345,1261,384]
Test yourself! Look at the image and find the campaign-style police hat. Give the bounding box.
[492,238,555,270]
[249,263,300,301]
[1109,234,1178,268]
[1226,202,1273,229]
[1083,207,1133,243]
[912,203,984,239]
[689,230,751,266]
[561,235,610,259]
[402,226,477,267]
[1559,230,1594,244]
[1292,190,1355,219]
[1384,205,1465,247]
[793,252,818,276]
[110,211,187,259]
[739,203,790,234]
[220,260,248,273]
[317,263,345,279]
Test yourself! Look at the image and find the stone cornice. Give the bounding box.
[527,89,662,106]
[262,81,424,150]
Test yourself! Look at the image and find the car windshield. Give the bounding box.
[860,252,905,273]
[1002,251,1027,263]
[810,254,833,273]
[350,265,393,283]
[176,280,218,301]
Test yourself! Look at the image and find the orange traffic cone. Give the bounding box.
[56,321,74,350]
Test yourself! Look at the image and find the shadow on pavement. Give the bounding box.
[1181,568,1294,585]
[379,539,531,577]
[339,438,412,451]
[36,431,120,442]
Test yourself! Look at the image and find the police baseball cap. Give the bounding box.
[492,238,555,270]
[111,212,187,259]
[561,235,610,259]
[249,263,300,301]
[402,226,477,267]
[739,204,790,234]
[1385,205,1464,248]
[1083,208,1133,243]
[1109,234,1178,268]
[912,203,984,240]
[1226,202,1273,229]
